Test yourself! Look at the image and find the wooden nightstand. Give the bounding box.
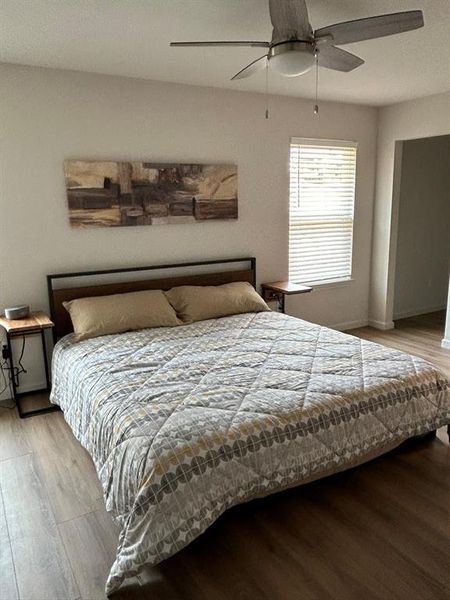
[261,281,313,313]
[0,311,58,418]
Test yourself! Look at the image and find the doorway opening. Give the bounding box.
[391,134,450,346]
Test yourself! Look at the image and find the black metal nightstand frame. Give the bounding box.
[4,326,58,418]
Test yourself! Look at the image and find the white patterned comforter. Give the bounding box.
[50,311,450,594]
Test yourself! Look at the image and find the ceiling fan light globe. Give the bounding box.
[269,42,315,77]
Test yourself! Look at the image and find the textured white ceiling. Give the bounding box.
[1,0,449,106]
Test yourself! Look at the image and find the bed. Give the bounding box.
[48,258,450,595]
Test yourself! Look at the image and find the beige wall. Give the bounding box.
[370,92,450,329]
[393,135,450,319]
[0,63,377,396]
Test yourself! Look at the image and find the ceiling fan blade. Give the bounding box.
[318,46,364,72]
[170,41,270,48]
[231,55,268,80]
[314,10,424,46]
[269,0,313,44]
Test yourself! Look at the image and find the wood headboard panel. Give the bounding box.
[47,257,256,340]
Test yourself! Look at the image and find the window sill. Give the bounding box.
[300,277,354,290]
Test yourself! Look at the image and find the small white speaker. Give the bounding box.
[4,305,30,320]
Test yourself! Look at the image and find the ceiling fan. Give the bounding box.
[170,0,424,80]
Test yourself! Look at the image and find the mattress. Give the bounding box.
[50,311,450,594]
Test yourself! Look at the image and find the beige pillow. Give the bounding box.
[165,281,269,323]
[63,289,181,341]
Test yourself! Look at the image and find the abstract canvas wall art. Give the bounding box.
[64,160,238,228]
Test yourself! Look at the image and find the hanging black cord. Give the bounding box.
[0,359,9,395]
[0,358,15,409]
[17,335,27,379]
[0,336,27,396]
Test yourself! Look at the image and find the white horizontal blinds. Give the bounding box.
[289,138,357,284]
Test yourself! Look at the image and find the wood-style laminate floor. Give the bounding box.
[0,312,449,600]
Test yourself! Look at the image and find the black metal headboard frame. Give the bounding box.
[47,257,256,341]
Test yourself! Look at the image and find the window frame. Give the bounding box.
[288,136,358,287]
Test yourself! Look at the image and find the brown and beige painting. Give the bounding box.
[64,160,238,228]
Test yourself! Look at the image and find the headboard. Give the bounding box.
[47,257,256,340]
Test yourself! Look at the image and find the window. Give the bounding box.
[289,138,357,285]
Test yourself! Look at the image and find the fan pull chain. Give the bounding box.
[265,60,269,119]
[314,52,319,115]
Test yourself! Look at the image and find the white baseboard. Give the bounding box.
[393,305,446,320]
[331,319,369,332]
[368,319,395,331]
[441,338,450,350]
